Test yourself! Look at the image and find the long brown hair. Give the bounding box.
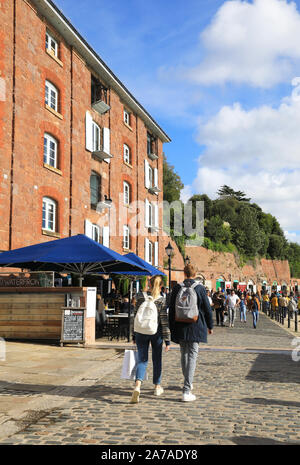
[150,275,163,300]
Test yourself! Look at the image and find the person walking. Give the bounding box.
[251,293,260,329]
[168,264,213,402]
[212,290,225,326]
[130,275,170,404]
[271,293,278,319]
[262,292,270,315]
[239,295,247,323]
[225,290,240,327]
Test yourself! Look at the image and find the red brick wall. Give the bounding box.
[0,0,167,272]
[185,246,291,290]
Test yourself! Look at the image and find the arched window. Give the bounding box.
[90,172,101,209]
[42,197,57,232]
[45,80,59,112]
[123,144,131,164]
[44,133,58,168]
[123,181,130,205]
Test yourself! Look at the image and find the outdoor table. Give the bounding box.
[106,313,133,340]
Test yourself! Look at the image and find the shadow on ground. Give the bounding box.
[246,354,300,384]
[230,435,293,445]
[241,397,300,409]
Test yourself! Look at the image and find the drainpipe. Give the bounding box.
[9,0,17,250]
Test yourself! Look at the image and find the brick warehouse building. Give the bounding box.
[0,0,171,270]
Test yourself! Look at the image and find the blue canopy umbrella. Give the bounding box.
[120,253,166,277]
[0,234,148,277]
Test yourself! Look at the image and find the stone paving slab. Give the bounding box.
[0,314,299,445]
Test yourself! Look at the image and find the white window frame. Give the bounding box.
[92,121,101,152]
[124,109,130,126]
[45,80,58,112]
[123,181,130,206]
[123,225,130,250]
[44,133,58,168]
[123,144,130,164]
[46,30,59,57]
[42,197,56,232]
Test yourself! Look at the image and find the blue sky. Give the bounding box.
[55,0,300,243]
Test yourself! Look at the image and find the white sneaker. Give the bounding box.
[154,386,164,396]
[182,392,196,402]
[130,387,140,404]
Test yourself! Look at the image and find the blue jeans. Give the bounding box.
[240,306,247,321]
[252,310,259,328]
[135,330,163,385]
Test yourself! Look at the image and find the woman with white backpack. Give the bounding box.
[130,275,171,404]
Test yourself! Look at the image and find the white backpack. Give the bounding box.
[134,293,158,335]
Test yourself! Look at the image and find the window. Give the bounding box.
[148,240,153,264]
[123,144,131,164]
[124,109,130,126]
[148,201,153,227]
[123,226,130,250]
[92,121,101,152]
[123,181,130,206]
[148,166,153,188]
[92,224,101,243]
[90,172,101,208]
[45,80,58,112]
[91,75,108,105]
[147,133,152,155]
[46,31,58,57]
[42,197,57,232]
[44,133,58,168]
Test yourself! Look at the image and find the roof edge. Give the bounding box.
[30,0,171,143]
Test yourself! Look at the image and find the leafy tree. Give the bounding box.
[163,153,184,203]
[267,234,287,259]
[217,185,251,202]
[231,205,263,256]
[206,215,232,244]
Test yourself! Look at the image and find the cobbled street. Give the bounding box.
[1,313,300,446]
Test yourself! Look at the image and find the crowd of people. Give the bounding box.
[128,271,300,405]
[206,287,299,329]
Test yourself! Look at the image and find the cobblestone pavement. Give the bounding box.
[1,314,300,445]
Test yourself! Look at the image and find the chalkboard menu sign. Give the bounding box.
[61,308,85,346]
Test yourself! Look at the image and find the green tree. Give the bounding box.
[267,234,287,259]
[206,215,232,244]
[163,153,184,203]
[231,205,263,256]
[217,185,251,202]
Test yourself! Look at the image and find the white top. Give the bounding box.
[226,294,240,308]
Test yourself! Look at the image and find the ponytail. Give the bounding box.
[150,275,162,300]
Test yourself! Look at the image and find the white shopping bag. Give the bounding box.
[121,349,138,380]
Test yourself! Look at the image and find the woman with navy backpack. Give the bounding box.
[130,275,170,404]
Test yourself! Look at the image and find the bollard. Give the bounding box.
[288,310,290,328]
[295,311,298,333]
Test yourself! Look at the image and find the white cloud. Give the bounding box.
[187,83,300,237]
[185,0,300,88]
[197,81,300,171]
